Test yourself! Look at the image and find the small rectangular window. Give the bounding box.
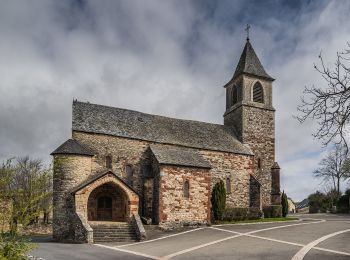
[226,177,231,194]
[106,156,112,169]
[184,181,190,198]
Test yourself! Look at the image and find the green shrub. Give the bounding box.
[281,191,288,217]
[211,180,226,220]
[263,205,282,218]
[222,207,263,221]
[247,207,263,220]
[308,191,329,213]
[336,194,350,213]
[222,207,248,221]
[0,233,34,260]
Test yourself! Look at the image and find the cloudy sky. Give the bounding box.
[1,0,349,201]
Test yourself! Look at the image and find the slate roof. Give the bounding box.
[296,198,309,209]
[70,171,138,195]
[51,139,94,156]
[72,101,253,155]
[232,40,274,81]
[150,144,211,169]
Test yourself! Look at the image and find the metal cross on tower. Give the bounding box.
[245,24,251,41]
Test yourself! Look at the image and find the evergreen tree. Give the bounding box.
[281,191,289,217]
[211,180,226,220]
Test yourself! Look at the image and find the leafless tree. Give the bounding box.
[314,144,350,196]
[322,184,339,207]
[297,43,350,153]
[0,157,52,233]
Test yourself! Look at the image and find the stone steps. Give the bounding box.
[90,222,138,243]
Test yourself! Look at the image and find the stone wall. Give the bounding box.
[52,154,92,241]
[249,175,261,208]
[200,151,253,208]
[242,105,275,206]
[143,178,153,219]
[271,163,281,204]
[72,131,254,217]
[158,165,211,229]
[73,131,151,195]
[224,74,276,207]
[74,212,93,243]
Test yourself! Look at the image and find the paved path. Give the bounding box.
[30,214,350,260]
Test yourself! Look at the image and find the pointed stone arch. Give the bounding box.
[73,171,139,222]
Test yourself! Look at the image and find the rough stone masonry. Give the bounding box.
[51,38,281,242]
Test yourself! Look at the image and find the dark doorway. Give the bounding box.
[87,183,128,222]
[97,196,112,221]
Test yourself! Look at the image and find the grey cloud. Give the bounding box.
[1,0,349,201]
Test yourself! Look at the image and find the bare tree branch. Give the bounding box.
[313,144,350,196]
[296,44,350,154]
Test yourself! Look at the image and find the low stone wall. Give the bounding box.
[131,214,146,240]
[74,212,93,243]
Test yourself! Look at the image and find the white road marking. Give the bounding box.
[162,220,324,259]
[96,218,350,259]
[214,219,302,227]
[116,227,205,248]
[209,226,242,234]
[313,246,350,257]
[95,243,161,260]
[160,234,241,259]
[291,229,350,260]
[248,219,326,234]
[248,234,350,256]
[211,224,350,256]
[247,233,304,247]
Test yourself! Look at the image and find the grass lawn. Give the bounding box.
[215,217,299,225]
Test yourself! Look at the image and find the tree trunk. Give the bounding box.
[337,178,341,197]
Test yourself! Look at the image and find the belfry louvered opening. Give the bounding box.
[253,82,264,103]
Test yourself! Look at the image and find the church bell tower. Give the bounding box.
[223,37,280,206]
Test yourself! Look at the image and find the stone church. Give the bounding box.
[51,39,281,243]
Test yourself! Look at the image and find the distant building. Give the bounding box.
[296,198,309,213]
[287,198,296,214]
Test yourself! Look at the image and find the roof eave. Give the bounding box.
[234,72,275,82]
[159,162,212,169]
[51,152,94,156]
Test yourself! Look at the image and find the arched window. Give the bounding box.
[125,165,133,186]
[253,82,264,103]
[106,155,112,169]
[183,180,190,198]
[226,177,231,194]
[232,85,238,105]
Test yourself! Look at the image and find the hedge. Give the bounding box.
[263,205,282,218]
[222,207,263,221]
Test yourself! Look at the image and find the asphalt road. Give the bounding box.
[30,214,350,260]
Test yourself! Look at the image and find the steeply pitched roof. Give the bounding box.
[51,139,94,156]
[232,40,274,81]
[70,171,138,195]
[150,144,211,169]
[72,101,253,155]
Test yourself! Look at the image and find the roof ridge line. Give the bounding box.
[73,100,224,127]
